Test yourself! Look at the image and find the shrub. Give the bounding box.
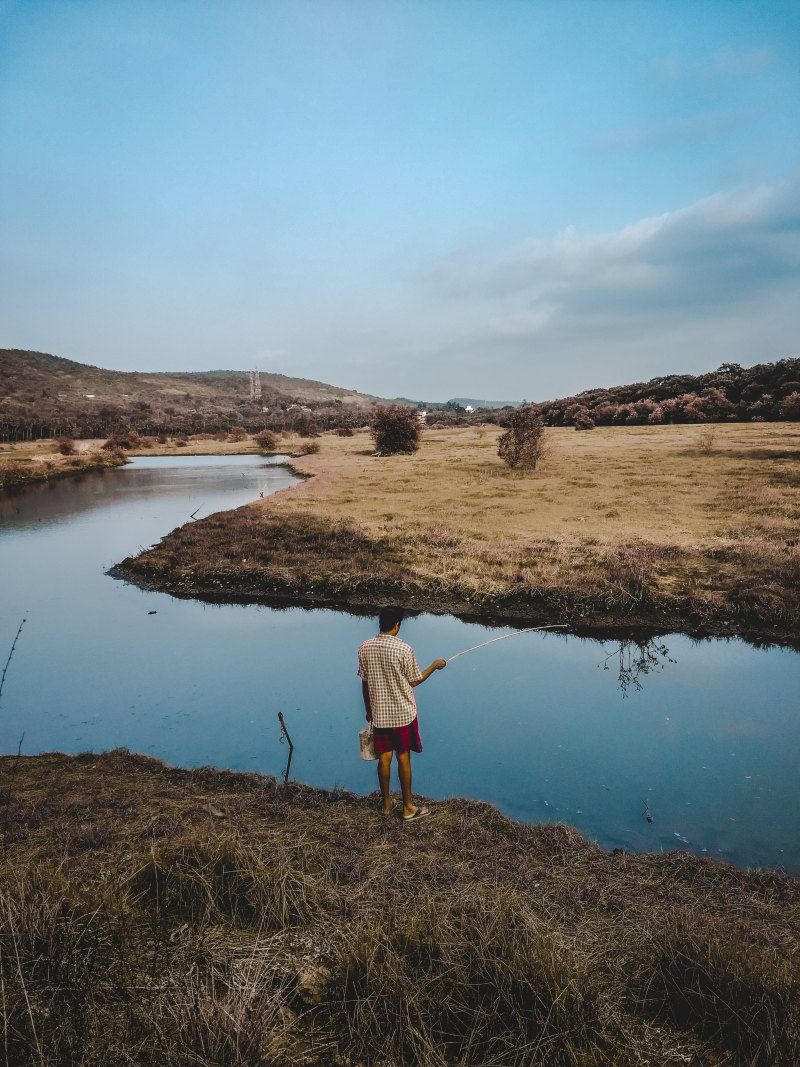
[55,436,76,455]
[253,429,278,452]
[371,405,420,455]
[228,426,248,442]
[336,426,354,437]
[573,410,595,431]
[291,413,320,437]
[779,391,800,420]
[101,431,140,451]
[697,427,717,454]
[299,440,320,455]
[497,406,547,469]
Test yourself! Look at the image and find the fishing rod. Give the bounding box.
[446,624,567,663]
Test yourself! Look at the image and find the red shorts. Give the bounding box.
[373,717,422,755]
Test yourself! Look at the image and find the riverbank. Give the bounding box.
[0,447,128,489]
[0,433,304,490]
[0,435,270,490]
[1,749,797,1065]
[115,423,800,646]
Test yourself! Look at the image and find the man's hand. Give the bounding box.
[413,658,447,686]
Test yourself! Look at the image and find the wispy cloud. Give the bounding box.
[592,112,737,153]
[420,179,800,395]
[706,46,774,79]
[651,46,774,85]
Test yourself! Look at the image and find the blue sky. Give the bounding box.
[1,0,798,401]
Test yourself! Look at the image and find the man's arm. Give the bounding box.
[362,679,373,722]
[410,659,446,687]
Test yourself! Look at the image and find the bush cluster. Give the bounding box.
[253,429,278,452]
[497,406,547,469]
[371,405,420,455]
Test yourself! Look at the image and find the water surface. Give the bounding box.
[1,455,798,873]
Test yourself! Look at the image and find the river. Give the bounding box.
[1,453,798,873]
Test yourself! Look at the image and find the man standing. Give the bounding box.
[358,606,446,821]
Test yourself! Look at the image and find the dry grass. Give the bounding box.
[1,751,798,1065]
[0,448,128,489]
[0,431,309,487]
[117,423,800,642]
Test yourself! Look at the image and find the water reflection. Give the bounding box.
[599,638,677,696]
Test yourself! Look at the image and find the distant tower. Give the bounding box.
[249,366,262,400]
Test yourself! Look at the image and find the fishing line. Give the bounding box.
[446,624,567,662]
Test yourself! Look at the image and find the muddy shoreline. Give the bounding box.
[0,449,127,490]
[111,553,800,650]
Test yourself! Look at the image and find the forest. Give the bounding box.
[524,358,800,429]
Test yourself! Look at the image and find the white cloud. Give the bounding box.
[419,179,800,397]
[651,46,774,85]
[592,112,735,152]
[706,46,773,79]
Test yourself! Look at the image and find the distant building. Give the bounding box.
[418,410,427,422]
[250,367,262,399]
[465,405,474,413]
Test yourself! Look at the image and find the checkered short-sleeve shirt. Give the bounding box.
[357,633,423,728]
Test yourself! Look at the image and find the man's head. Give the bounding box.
[379,606,404,634]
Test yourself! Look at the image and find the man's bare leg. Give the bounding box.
[396,750,420,818]
[377,751,393,814]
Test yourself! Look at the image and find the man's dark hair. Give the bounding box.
[379,606,404,633]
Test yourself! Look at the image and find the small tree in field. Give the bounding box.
[497,406,547,469]
[371,405,420,455]
[253,429,278,452]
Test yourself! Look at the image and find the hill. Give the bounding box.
[447,396,520,410]
[527,358,800,428]
[0,349,384,440]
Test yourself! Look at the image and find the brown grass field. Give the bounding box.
[116,422,800,644]
[1,750,797,1065]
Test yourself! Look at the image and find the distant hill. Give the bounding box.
[0,349,384,440]
[392,397,520,410]
[446,397,520,410]
[528,358,800,428]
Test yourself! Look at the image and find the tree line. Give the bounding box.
[520,358,800,429]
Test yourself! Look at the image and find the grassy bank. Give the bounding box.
[0,433,281,490]
[0,447,128,490]
[1,750,797,1066]
[116,423,800,644]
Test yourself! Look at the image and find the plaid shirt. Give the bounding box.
[357,632,423,728]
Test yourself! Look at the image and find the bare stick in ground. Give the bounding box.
[278,712,294,784]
